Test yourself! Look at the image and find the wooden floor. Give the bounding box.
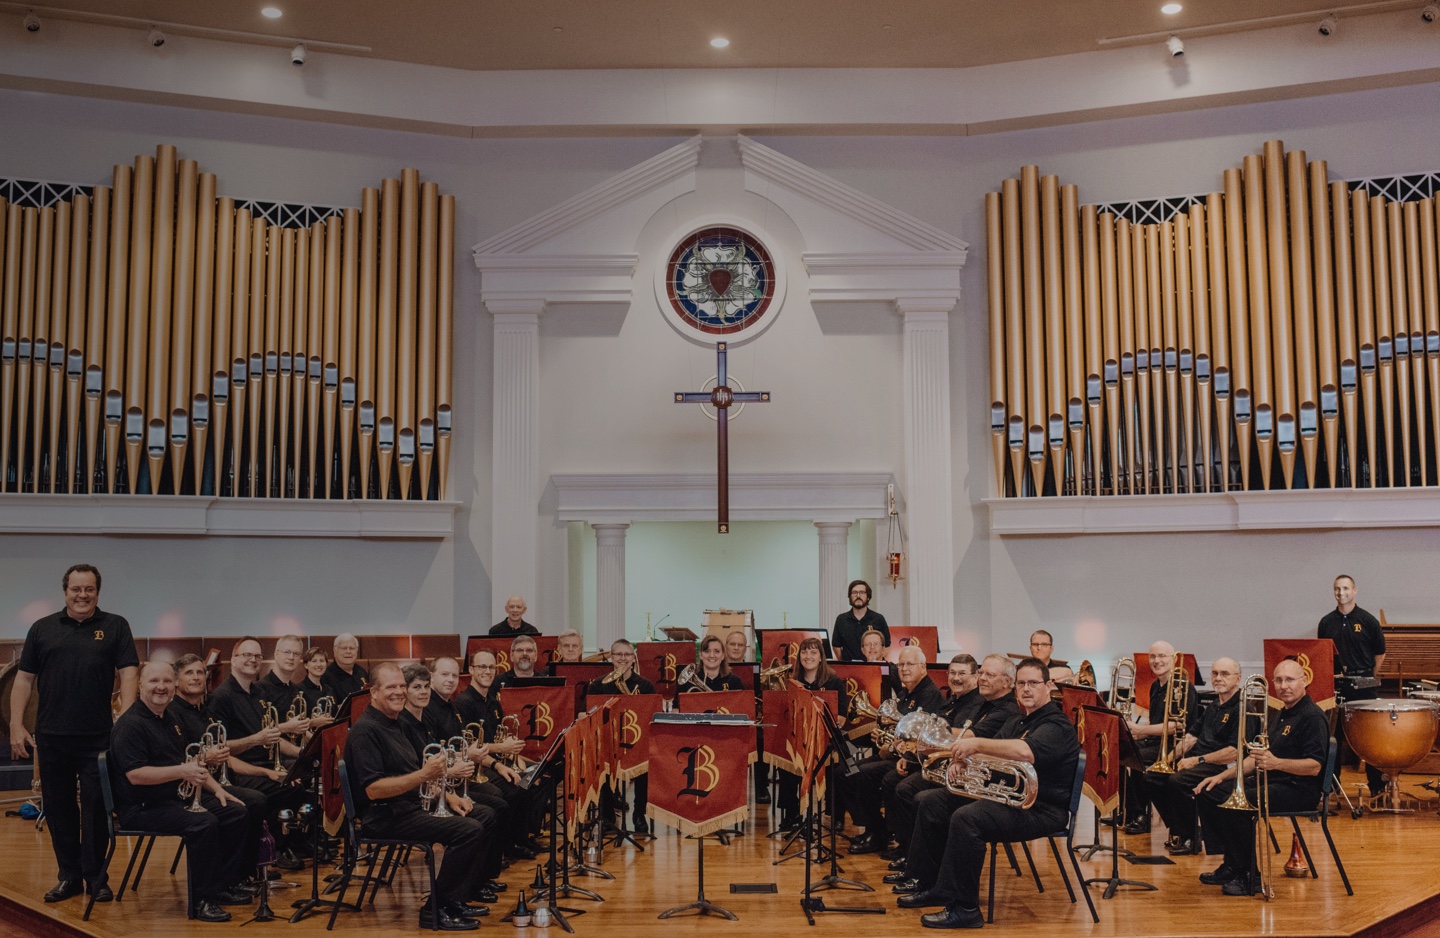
[1,768,1437,938]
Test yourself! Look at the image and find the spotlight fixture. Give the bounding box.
[1160,3,1183,13]
[1166,34,1185,56]
[22,9,40,32]
[146,27,166,47]
[710,37,729,48]
[1317,15,1337,36]
[1424,4,1438,22]
[261,6,283,18]
[290,42,306,66]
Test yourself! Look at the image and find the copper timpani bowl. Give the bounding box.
[1342,698,1440,774]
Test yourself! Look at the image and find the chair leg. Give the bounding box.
[83,840,117,922]
[1002,841,1022,876]
[116,837,145,902]
[168,839,185,876]
[1067,836,1100,924]
[129,834,158,894]
[1047,836,1076,903]
[326,856,355,931]
[362,846,388,908]
[1020,841,1043,893]
[1289,818,1318,879]
[1318,815,1354,896]
[987,843,998,925]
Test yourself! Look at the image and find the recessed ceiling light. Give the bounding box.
[710,37,729,48]
[553,25,563,32]
[261,6,282,19]
[1161,3,1182,13]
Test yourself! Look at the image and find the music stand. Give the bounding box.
[1079,708,1157,899]
[525,722,595,931]
[801,700,884,923]
[1057,682,1109,858]
[287,719,357,924]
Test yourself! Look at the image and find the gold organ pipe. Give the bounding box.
[1263,142,1297,488]
[417,183,438,501]
[1309,165,1340,489]
[0,205,21,492]
[104,165,132,493]
[1351,189,1378,486]
[397,169,420,500]
[30,206,54,493]
[1131,222,1155,493]
[1206,193,1233,491]
[170,159,198,490]
[1370,195,1395,486]
[1286,149,1319,489]
[358,187,379,499]
[190,175,216,494]
[377,178,400,498]
[263,225,282,495]
[290,226,309,496]
[1020,166,1046,493]
[229,209,251,497]
[1386,201,1410,486]
[1242,154,1274,489]
[1145,225,1165,493]
[1422,200,1440,490]
[210,199,235,497]
[1159,220,1179,492]
[340,208,360,498]
[1002,179,1027,495]
[146,146,176,494]
[1403,202,1428,485]
[1040,175,1066,497]
[1188,202,1214,493]
[986,191,1008,495]
[84,188,109,493]
[306,221,325,497]
[322,214,341,499]
[437,194,455,501]
[1060,185,1085,498]
[1080,204,1103,496]
[125,154,154,495]
[277,228,295,498]
[1329,183,1359,488]
[1174,214,1196,493]
[46,202,71,493]
[245,218,266,496]
[1115,216,1137,494]
[1100,212,1121,496]
[64,194,89,493]
[16,208,39,493]
[1223,171,1253,489]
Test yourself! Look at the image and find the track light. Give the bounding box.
[1317,15,1337,36]
[290,42,306,66]
[146,27,166,47]
[22,10,40,32]
[1166,34,1185,57]
[1424,4,1439,22]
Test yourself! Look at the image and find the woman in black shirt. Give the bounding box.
[775,638,847,828]
[684,635,745,693]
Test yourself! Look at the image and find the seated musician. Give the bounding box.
[774,638,846,829]
[861,628,889,664]
[588,639,656,833]
[844,645,943,856]
[684,635,746,692]
[554,630,584,664]
[343,661,490,931]
[321,633,369,701]
[1194,658,1327,896]
[1144,657,1248,856]
[889,654,1019,892]
[899,657,1080,928]
[256,635,305,708]
[295,647,336,726]
[724,630,751,667]
[111,661,252,923]
[1123,641,1199,835]
[496,635,540,687]
[455,650,541,862]
[1029,630,1074,684]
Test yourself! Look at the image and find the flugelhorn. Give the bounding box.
[286,689,309,723]
[420,742,453,817]
[205,720,230,785]
[311,695,335,720]
[261,700,283,772]
[1108,656,1136,719]
[1147,654,1191,774]
[446,735,470,800]
[759,661,793,691]
[177,740,208,813]
[1221,674,1274,899]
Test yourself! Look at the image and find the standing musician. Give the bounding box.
[343,662,489,930]
[775,638,846,829]
[834,579,890,662]
[1319,574,1386,797]
[455,650,541,861]
[1144,657,1248,856]
[683,635,746,692]
[10,563,138,904]
[256,635,306,708]
[554,630,584,664]
[1194,658,1327,896]
[489,595,541,638]
[111,661,252,923]
[1123,641,1200,835]
[497,635,540,686]
[844,645,944,856]
[321,633,368,701]
[587,639,656,833]
[889,654,1019,892]
[900,657,1080,928]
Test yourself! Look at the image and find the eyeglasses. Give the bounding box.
[233,652,262,661]
[1015,680,1047,688]
[67,587,98,596]
[1030,642,1052,648]
[471,665,497,672]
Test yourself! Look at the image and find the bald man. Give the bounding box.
[1122,641,1200,834]
[488,596,541,638]
[1195,659,1327,896]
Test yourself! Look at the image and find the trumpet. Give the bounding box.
[1221,675,1274,900]
[903,715,1038,809]
[312,695,335,720]
[261,701,283,772]
[420,742,453,817]
[1108,657,1136,719]
[177,740,208,813]
[205,721,230,786]
[759,661,792,691]
[1147,654,1191,774]
[601,664,636,694]
[677,664,710,693]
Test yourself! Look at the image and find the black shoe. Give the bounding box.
[891,878,922,895]
[419,904,479,930]
[879,845,906,861]
[229,881,261,898]
[882,872,909,884]
[755,790,772,805]
[486,880,508,893]
[44,879,83,903]
[192,900,233,923]
[1166,838,1199,856]
[921,904,985,929]
[633,817,650,835]
[506,844,538,861]
[888,858,908,872]
[272,849,304,871]
[445,900,490,919]
[1199,865,1237,886]
[88,883,114,903]
[213,888,255,905]
[848,833,880,855]
[1122,817,1152,835]
[473,887,498,903]
[1222,872,1259,897]
[897,889,945,909]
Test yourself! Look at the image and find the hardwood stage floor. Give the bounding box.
[0,769,1436,938]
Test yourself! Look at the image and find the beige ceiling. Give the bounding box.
[25,0,1352,71]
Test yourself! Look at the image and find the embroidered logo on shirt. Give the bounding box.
[1282,725,1292,736]
[1353,623,1362,633]
[1222,714,1231,724]
[94,630,104,640]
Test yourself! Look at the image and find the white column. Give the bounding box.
[489,304,542,622]
[594,523,630,649]
[899,299,956,630]
[815,521,853,630]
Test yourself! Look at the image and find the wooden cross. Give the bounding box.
[674,341,770,533]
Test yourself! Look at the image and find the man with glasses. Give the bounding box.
[455,650,539,861]
[9,564,138,904]
[323,634,368,701]
[900,658,1080,927]
[497,635,539,687]
[1122,641,1200,835]
[833,579,890,662]
[1027,630,1073,684]
[257,634,306,709]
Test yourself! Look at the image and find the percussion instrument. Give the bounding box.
[1343,697,1440,812]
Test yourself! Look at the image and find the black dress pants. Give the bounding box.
[222,783,267,874]
[360,802,488,904]
[118,794,248,905]
[889,771,939,852]
[906,787,970,887]
[1124,738,1161,819]
[36,732,111,885]
[845,755,897,836]
[1145,763,1224,844]
[1196,779,1317,874]
[928,799,1068,910]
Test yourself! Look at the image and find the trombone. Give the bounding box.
[1220,675,1274,900]
[1147,654,1192,774]
[1108,657,1136,719]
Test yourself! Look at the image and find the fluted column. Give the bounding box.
[815,521,853,630]
[489,303,542,622]
[900,299,957,630]
[594,522,630,650]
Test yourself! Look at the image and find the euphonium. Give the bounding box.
[849,693,881,723]
[1108,656,1136,719]
[893,711,952,756]
[759,661,793,691]
[178,740,208,812]
[261,701,283,772]
[602,664,636,694]
[919,750,1039,809]
[420,742,453,817]
[1221,675,1274,900]
[1147,655,1191,774]
[205,720,230,786]
[677,664,710,693]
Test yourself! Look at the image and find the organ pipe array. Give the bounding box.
[0,146,455,499]
[987,140,1440,497]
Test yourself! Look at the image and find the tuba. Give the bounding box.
[1147,655,1191,774]
[759,661,793,691]
[677,664,711,693]
[1221,675,1274,900]
[905,716,1038,809]
[1108,657,1136,719]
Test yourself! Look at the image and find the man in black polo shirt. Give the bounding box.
[256,634,307,711]
[1122,641,1200,834]
[1319,574,1386,796]
[833,579,889,662]
[9,563,139,904]
[111,661,251,923]
[322,633,369,701]
[901,657,1080,928]
[455,650,539,861]
[496,635,539,687]
[1195,658,1328,897]
[845,645,944,855]
[344,661,488,931]
[488,595,541,638]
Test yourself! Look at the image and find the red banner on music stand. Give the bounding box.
[637,641,696,699]
[1059,683,1105,738]
[318,718,351,836]
[831,662,889,739]
[758,630,827,670]
[1078,704,1121,816]
[887,626,940,663]
[499,684,574,761]
[599,694,664,781]
[465,636,560,677]
[346,690,371,725]
[552,662,612,714]
[1263,638,1337,710]
[790,689,836,805]
[1132,652,1199,707]
[678,690,757,764]
[647,720,753,837]
[762,690,798,773]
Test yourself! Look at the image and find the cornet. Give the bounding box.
[261,701,284,772]
[1221,675,1274,900]
[1108,657,1136,719]
[205,720,230,786]
[177,741,208,813]
[420,743,453,817]
[286,690,309,723]
[446,735,470,800]
[463,722,489,783]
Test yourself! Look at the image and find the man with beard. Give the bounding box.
[833,580,889,662]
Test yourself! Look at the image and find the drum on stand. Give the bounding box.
[1343,698,1440,813]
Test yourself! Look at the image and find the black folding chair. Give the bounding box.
[986,751,1099,924]
[1267,737,1352,896]
[86,751,191,921]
